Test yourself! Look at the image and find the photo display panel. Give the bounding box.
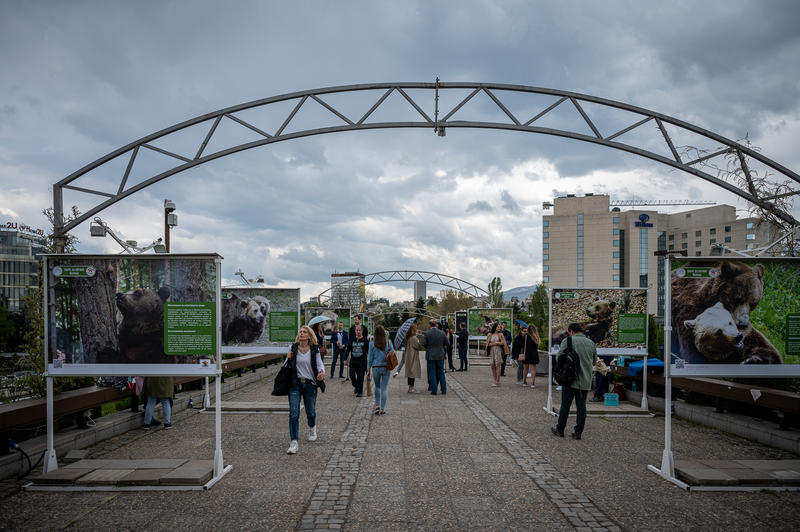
[221,287,300,354]
[467,308,514,338]
[46,254,220,376]
[549,288,648,355]
[670,257,800,376]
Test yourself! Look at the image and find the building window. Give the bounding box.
[543,242,549,249]
[613,251,620,258]
[696,251,702,256]
[710,228,716,235]
[725,249,731,254]
[613,274,620,281]
[577,213,584,288]
[613,240,619,247]
[639,228,648,288]
[542,276,549,283]
[695,230,702,236]
[695,241,701,247]
[725,225,731,232]
[543,254,549,261]
[543,232,549,239]
[710,238,716,244]
[543,265,549,272]
[681,232,687,239]
[613,263,620,270]
[613,228,620,235]
[725,236,731,243]
[681,243,687,249]
[668,244,674,250]
[613,217,620,224]
[746,233,755,240]
[543,220,549,227]
[746,243,755,250]
[746,222,755,229]
[668,234,674,241]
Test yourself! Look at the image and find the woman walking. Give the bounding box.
[519,324,541,388]
[486,322,507,387]
[403,323,422,393]
[347,324,369,396]
[285,325,325,455]
[367,325,395,415]
[511,326,527,385]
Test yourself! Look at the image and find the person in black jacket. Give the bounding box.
[346,324,369,397]
[456,322,469,371]
[511,326,527,384]
[285,325,325,455]
[347,315,368,387]
[517,325,540,388]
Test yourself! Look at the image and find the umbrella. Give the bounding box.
[394,317,417,350]
[515,319,528,328]
[308,315,333,327]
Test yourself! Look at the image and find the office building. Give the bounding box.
[330,271,365,311]
[1,223,46,313]
[542,194,777,316]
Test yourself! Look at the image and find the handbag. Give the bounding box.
[366,378,372,396]
[503,339,510,356]
[271,361,293,396]
[385,350,398,371]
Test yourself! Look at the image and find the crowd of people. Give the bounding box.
[282,316,604,454]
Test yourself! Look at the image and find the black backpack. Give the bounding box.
[554,336,579,386]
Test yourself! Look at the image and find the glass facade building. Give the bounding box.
[0,227,46,313]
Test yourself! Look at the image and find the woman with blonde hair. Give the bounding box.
[486,322,508,387]
[285,325,325,454]
[403,323,422,393]
[519,324,541,388]
[367,325,395,415]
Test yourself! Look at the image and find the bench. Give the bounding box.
[0,353,284,454]
[613,366,800,426]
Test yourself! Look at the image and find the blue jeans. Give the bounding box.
[144,396,171,425]
[427,359,446,393]
[556,386,588,435]
[288,382,317,441]
[372,367,390,410]
[331,349,346,377]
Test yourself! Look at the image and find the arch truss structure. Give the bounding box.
[54,82,800,236]
[317,270,489,305]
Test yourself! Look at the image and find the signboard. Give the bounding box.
[455,311,468,332]
[670,257,800,377]
[467,308,514,338]
[221,287,300,354]
[549,288,648,354]
[45,254,220,376]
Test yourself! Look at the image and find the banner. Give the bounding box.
[549,288,648,354]
[455,311,468,333]
[468,308,514,338]
[222,287,300,354]
[670,257,800,376]
[46,254,220,376]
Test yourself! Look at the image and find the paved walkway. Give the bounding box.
[1,365,799,531]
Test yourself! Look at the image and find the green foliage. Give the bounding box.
[0,306,19,351]
[749,262,800,363]
[648,315,664,358]
[487,277,504,308]
[436,290,475,316]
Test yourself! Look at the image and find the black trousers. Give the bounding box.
[350,356,367,395]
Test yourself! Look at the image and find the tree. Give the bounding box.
[437,290,476,315]
[487,277,504,308]
[526,283,549,349]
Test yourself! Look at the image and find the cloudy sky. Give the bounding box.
[2,1,799,302]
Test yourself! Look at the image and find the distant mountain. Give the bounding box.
[504,285,537,303]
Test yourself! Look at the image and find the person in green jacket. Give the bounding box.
[143,376,174,430]
[551,323,597,440]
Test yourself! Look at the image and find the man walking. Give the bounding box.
[347,315,368,387]
[330,321,349,379]
[422,319,449,395]
[500,321,512,376]
[551,323,597,440]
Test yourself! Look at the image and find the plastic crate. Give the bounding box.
[604,393,619,406]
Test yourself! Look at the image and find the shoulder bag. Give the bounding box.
[272,359,293,396]
[385,348,398,371]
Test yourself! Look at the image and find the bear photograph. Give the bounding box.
[47,256,217,367]
[671,258,799,367]
[550,288,647,349]
[221,287,299,353]
[468,308,514,336]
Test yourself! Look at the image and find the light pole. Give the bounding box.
[164,200,177,252]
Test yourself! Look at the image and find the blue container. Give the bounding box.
[604,393,619,406]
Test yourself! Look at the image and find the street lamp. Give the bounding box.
[164,199,177,252]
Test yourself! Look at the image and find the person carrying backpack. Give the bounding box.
[551,323,597,440]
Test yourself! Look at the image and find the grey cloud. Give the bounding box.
[500,190,520,212]
[467,201,493,213]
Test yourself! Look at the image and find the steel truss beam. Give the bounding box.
[53,82,800,236]
[317,270,489,304]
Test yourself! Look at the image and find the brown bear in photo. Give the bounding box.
[115,286,171,363]
[222,294,266,344]
[552,298,616,345]
[672,261,770,363]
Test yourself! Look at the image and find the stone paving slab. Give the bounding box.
[75,469,135,485]
[210,401,289,411]
[159,460,214,485]
[33,468,93,485]
[118,468,174,486]
[62,449,89,463]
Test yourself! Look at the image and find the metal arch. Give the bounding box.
[53,82,800,236]
[317,270,490,303]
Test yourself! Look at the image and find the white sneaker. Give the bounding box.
[530,384,536,388]
[308,426,317,441]
[287,440,298,454]
[516,381,524,385]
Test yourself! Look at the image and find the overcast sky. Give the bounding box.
[2,0,799,302]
